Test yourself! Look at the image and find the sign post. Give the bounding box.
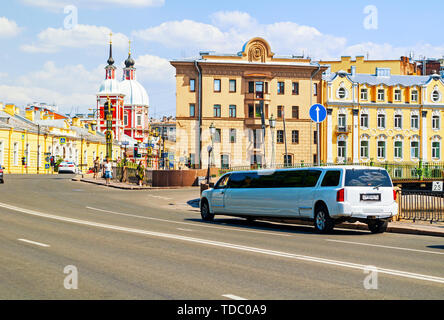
[309,104,327,166]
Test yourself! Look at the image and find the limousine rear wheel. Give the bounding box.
[314,206,335,234]
[200,200,214,222]
[367,219,388,234]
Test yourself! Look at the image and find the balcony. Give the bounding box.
[245,93,271,101]
[335,125,352,134]
[245,118,269,127]
[336,157,353,164]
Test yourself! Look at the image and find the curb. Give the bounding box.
[73,178,187,190]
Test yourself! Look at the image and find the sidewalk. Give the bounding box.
[72,175,183,190]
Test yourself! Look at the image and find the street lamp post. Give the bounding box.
[206,145,213,184]
[269,114,276,168]
[209,123,216,168]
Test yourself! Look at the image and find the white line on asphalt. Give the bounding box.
[148,195,173,201]
[18,239,50,248]
[2,202,444,285]
[326,239,444,256]
[85,206,291,237]
[177,228,193,232]
[222,294,247,300]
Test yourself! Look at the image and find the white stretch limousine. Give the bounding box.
[200,166,399,234]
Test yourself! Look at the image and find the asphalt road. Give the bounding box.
[1,174,443,300]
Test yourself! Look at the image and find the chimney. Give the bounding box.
[25,109,35,122]
[4,104,17,116]
[71,117,81,127]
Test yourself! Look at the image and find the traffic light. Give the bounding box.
[104,101,110,117]
[21,157,26,166]
[134,145,140,158]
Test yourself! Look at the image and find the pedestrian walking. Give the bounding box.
[137,161,145,187]
[104,157,113,185]
[93,157,100,179]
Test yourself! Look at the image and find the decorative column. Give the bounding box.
[422,111,428,162]
[353,109,359,163]
[327,108,333,164]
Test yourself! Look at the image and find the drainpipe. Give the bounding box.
[194,60,203,169]
[310,62,322,166]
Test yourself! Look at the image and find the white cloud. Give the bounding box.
[136,54,175,84]
[21,24,128,53]
[20,0,164,11]
[132,12,347,58]
[0,17,22,38]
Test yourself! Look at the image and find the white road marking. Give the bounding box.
[18,239,50,248]
[149,195,172,201]
[86,206,291,237]
[177,228,193,232]
[326,239,444,256]
[1,202,444,285]
[222,294,247,300]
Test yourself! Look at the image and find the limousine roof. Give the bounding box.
[226,166,384,175]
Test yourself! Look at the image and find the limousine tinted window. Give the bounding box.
[321,171,341,187]
[345,169,392,187]
[305,170,323,187]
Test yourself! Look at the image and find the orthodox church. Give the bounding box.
[96,36,150,145]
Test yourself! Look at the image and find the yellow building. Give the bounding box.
[321,68,444,174]
[171,37,327,169]
[0,104,121,174]
[319,56,419,76]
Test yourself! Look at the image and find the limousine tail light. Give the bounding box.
[393,189,397,201]
[336,189,345,202]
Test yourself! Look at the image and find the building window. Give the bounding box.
[229,105,236,118]
[292,82,299,95]
[214,129,221,143]
[313,83,318,96]
[123,113,128,126]
[292,106,299,119]
[284,155,293,166]
[411,90,418,102]
[137,114,142,126]
[411,141,419,159]
[361,89,368,100]
[277,82,285,95]
[411,114,419,130]
[432,142,441,159]
[189,104,195,117]
[0,141,3,166]
[338,141,346,160]
[338,114,346,129]
[377,114,386,129]
[277,106,283,119]
[338,88,346,99]
[394,114,403,129]
[432,90,441,102]
[248,104,254,118]
[230,129,236,143]
[213,105,221,118]
[229,80,236,93]
[292,130,299,144]
[190,79,196,92]
[394,141,403,159]
[314,131,318,145]
[221,154,230,169]
[214,79,221,92]
[433,115,440,130]
[248,81,254,93]
[360,140,369,158]
[361,114,369,129]
[394,89,402,101]
[277,130,284,144]
[377,141,386,159]
[377,89,385,101]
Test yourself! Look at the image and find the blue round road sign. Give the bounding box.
[309,104,327,123]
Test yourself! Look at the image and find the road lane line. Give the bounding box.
[326,239,444,256]
[2,202,444,285]
[18,239,50,248]
[86,206,291,237]
[222,294,247,300]
[177,228,193,232]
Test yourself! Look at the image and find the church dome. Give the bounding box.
[98,78,121,95]
[120,79,149,106]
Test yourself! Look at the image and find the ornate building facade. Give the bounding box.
[171,37,327,169]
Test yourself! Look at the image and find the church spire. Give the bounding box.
[123,39,136,80]
[105,32,116,80]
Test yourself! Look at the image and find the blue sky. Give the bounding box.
[1,0,444,117]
